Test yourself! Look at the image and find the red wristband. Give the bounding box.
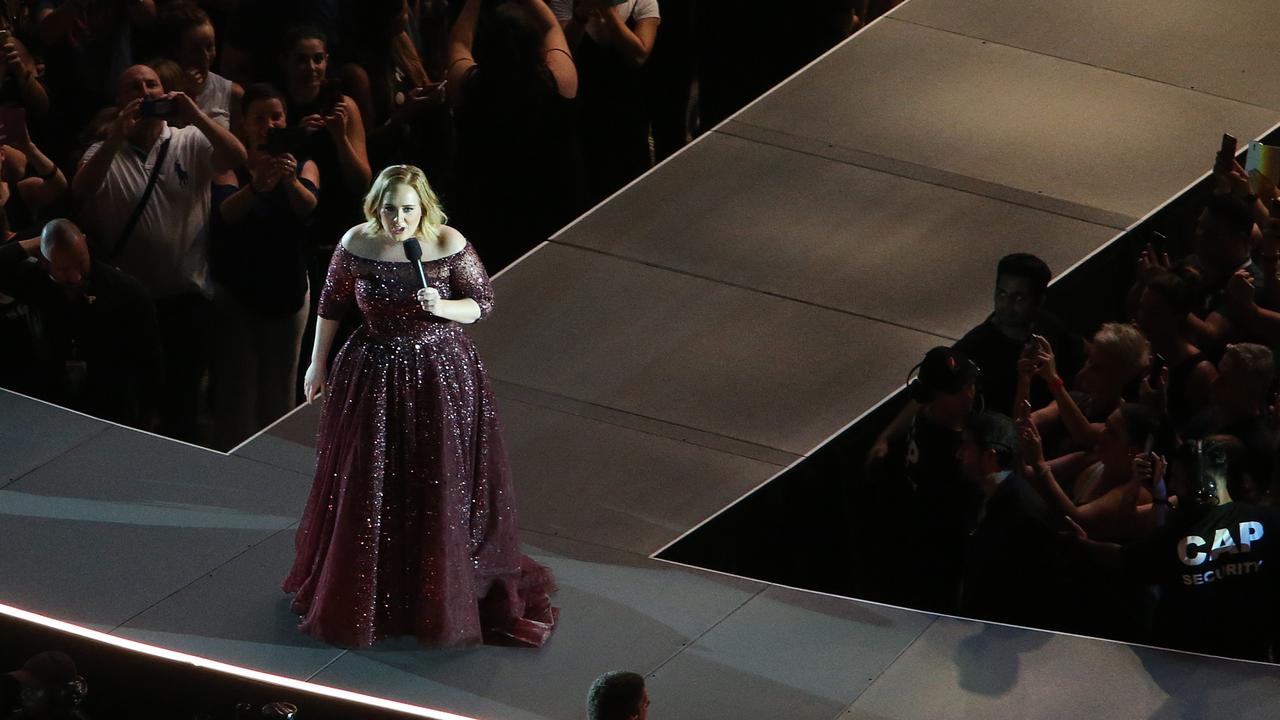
[1050,376,1064,391]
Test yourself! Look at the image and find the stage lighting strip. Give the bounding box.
[0,603,481,720]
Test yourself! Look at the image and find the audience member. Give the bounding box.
[1182,342,1277,487]
[1024,322,1150,454]
[221,1,344,86]
[340,0,454,188]
[1077,440,1280,660]
[959,411,1061,627]
[1134,195,1261,356]
[0,122,68,239]
[1,651,87,720]
[35,0,157,163]
[1135,269,1216,430]
[0,219,161,425]
[1022,400,1174,543]
[156,1,244,131]
[278,25,371,251]
[868,253,1081,467]
[889,346,983,612]
[72,63,246,441]
[956,253,1083,417]
[447,0,585,270]
[0,23,47,117]
[553,0,660,203]
[209,83,319,450]
[586,671,649,720]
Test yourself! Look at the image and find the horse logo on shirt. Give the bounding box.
[174,160,189,188]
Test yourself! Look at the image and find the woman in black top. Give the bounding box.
[1136,269,1217,431]
[278,26,371,245]
[446,0,584,271]
[209,83,320,450]
[559,0,660,204]
[338,1,454,193]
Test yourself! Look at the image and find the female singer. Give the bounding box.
[283,164,556,648]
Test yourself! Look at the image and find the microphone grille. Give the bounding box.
[402,238,423,262]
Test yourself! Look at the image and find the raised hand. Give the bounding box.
[1213,155,1251,198]
[1138,364,1169,412]
[166,91,203,125]
[390,85,444,126]
[250,153,283,193]
[323,101,349,139]
[1017,355,1042,379]
[298,113,326,135]
[271,152,299,180]
[1016,400,1045,467]
[1225,269,1256,314]
[1137,242,1171,283]
[1030,334,1058,384]
[110,98,143,142]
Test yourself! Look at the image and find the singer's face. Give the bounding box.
[379,183,422,241]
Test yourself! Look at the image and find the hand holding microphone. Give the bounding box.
[417,286,440,314]
[403,238,440,315]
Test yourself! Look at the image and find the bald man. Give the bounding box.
[72,63,246,441]
[0,220,160,425]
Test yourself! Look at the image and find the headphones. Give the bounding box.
[905,349,984,405]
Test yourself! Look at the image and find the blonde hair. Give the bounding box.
[1092,322,1151,382]
[362,165,446,242]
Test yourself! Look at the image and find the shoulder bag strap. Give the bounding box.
[110,137,172,263]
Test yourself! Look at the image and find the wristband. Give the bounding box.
[1050,376,1065,391]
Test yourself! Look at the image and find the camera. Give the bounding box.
[264,127,306,157]
[139,97,174,119]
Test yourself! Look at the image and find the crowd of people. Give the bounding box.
[0,0,874,449]
[862,140,1280,662]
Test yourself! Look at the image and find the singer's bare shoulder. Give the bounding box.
[339,224,368,253]
[339,224,397,262]
[436,224,467,258]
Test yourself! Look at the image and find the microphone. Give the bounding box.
[402,238,431,290]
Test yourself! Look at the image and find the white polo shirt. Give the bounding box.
[81,124,215,299]
[551,0,660,43]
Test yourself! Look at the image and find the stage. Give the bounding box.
[6,0,1280,718]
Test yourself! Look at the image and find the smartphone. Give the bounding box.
[0,29,11,43]
[1149,229,1167,251]
[1221,132,1238,159]
[1149,352,1167,385]
[139,97,173,118]
[264,126,307,157]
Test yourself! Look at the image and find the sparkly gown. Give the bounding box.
[282,240,556,648]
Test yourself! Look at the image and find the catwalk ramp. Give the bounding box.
[6,1,1280,718]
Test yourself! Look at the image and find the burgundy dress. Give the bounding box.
[282,241,556,648]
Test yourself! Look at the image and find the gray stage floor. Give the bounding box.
[6,0,1280,718]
